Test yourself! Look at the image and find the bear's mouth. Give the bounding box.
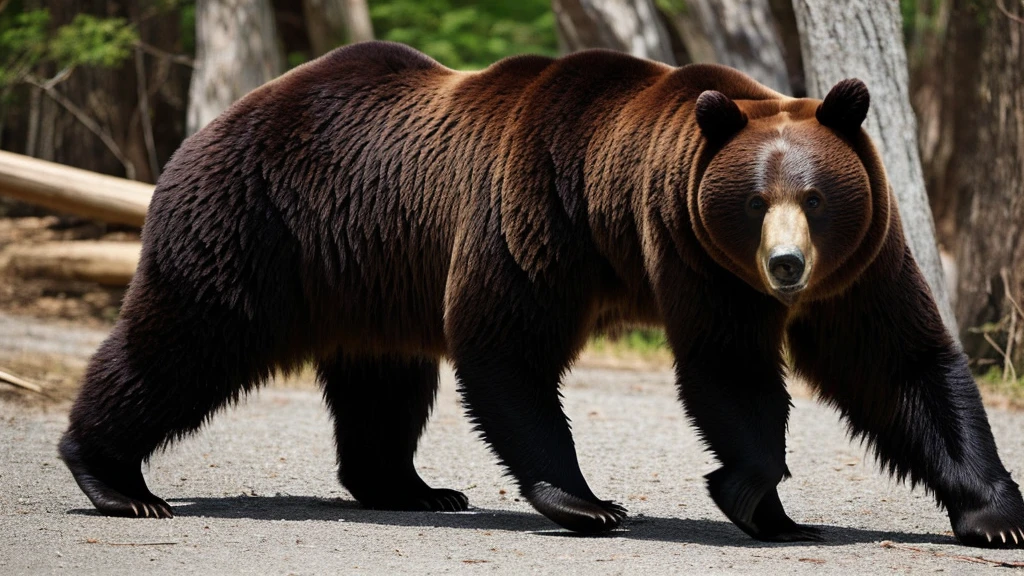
[771,281,807,305]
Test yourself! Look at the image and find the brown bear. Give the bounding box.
[59,41,1024,547]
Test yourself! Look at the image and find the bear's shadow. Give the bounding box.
[71,495,951,548]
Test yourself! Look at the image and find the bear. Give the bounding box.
[58,41,1024,547]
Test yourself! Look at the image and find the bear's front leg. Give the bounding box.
[445,253,625,533]
[448,317,626,533]
[788,245,1024,549]
[662,270,820,542]
[673,326,820,541]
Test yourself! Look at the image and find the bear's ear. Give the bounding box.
[696,90,748,145]
[816,78,870,134]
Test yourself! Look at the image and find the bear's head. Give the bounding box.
[689,79,890,305]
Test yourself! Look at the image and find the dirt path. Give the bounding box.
[3,357,1024,574]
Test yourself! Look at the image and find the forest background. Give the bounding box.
[0,0,1021,394]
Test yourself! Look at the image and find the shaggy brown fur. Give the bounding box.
[60,41,1023,546]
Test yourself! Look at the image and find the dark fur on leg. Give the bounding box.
[441,185,627,533]
[318,354,467,512]
[666,269,820,542]
[788,245,1024,549]
[59,183,305,519]
[452,342,626,532]
[58,309,276,519]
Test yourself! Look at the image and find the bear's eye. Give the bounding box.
[805,194,822,210]
[748,196,767,211]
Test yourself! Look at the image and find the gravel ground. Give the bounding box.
[3,362,1024,575]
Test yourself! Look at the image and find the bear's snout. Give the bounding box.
[768,247,805,288]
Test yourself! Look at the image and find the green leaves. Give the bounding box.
[370,0,557,70]
[50,14,138,69]
[0,10,49,86]
[0,9,138,88]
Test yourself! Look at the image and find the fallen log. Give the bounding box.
[1,241,141,286]
[0,151,152,227]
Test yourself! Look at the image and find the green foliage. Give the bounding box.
[50,15,138,69]
[978,366,1024,408]
[370,0,557,70]
[588,328,669,364]
[0,8,138,88]
[0,10,49,86]
[655,0,689,15]
[178,1,196,56]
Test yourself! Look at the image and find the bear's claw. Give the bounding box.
[526,481,627,534]
[952,509,1024,548]
[59,435,173,519]
[950,480,1024,549]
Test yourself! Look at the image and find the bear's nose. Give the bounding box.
[768,247,805,287]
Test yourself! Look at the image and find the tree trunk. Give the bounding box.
[907,0,959,246]
[658,3,716,64]
[793,0,958,336]
[302,0,348,56]
[946,0,1024,375]
[187,0,285,135]
[682,0,792,93]
[551,0,676,64]
[342,0,374,44]
[767,0,806,96]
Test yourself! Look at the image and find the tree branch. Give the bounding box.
[134,47,160,180]
[996,0,1024,26]
[134,41,195,68]
[24,74,137,181]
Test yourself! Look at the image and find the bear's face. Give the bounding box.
[690,80,873,305]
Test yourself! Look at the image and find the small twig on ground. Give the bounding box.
[0,368,44,394]
[880,540,1024,568]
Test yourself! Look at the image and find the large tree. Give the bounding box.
[680,0,792,93]
[793,0,957,335]
[551,0,676,63]
[941,0,1024,375]
[187,0,284,135]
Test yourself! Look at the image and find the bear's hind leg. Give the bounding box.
[60,309,280,518]
[318,354,468,512]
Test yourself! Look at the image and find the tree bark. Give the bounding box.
[342,0,374,44]
[945,0,1024,375]
[552,0,676,64]
[793,0,958,335]
[767,0,805,96]
[187,0,285,135]
[658,3,716,64]
[907,0,959,245]
[302,0,348,56]
[682,0,792,94]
